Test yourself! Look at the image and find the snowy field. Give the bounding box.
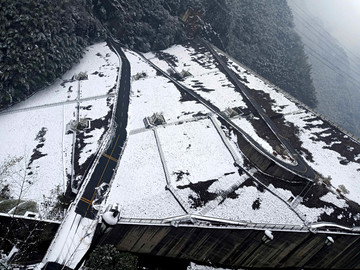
[145,45,298,164]
[146,45,248,111]
[157,119,236,186]
[5,43,119,111]
[208,184,303,225]
[104,46,360,228]
[106,48,315,225]
[125,50,210,131]
[106,131,185,218]
[0,42,119,219]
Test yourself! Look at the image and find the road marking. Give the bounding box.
[260,111,268,117]
[84,134,121,217]
[119,122,122,128]
[297,162,309,174]
[81,197,92,205]
[121,112,123,117]
[277,133,288,140]
[103,153,118,162]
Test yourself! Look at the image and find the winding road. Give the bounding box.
[75,39,130,219]
[135,41,315,181]
[201,40,315,180]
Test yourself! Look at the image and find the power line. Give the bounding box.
[287,1,360,89]
[293,27,360,83]
[304,44,360,89]
[289,0,360,63]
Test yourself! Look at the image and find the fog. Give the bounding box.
[291,0,360,58]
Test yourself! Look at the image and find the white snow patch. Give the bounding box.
[157,119,236,186]
[106,131,185,218]
[125,50,210,131]
[320,192,347,208]
[208,186,303,225]
[232,117,274,153]
[297,204,334,223]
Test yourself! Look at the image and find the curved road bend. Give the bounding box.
[135,48,315,181]
[75,39,130,219]
[201,40,315,180]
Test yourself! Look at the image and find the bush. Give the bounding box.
[86,244,138,270]
[338,184,349,195]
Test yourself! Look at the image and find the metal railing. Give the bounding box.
[115,214,360,234]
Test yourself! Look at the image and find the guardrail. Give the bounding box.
[115,214,360,234]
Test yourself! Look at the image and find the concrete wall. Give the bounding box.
[237,133,296,181]
[0,214,59,264]
[102,223,360,269]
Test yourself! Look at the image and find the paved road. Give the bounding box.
[75,39,130,219]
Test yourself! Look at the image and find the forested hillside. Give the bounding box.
[0,0,103,108]
[201,0,317,107]
[1,0,317,110]
[289,1,360,137]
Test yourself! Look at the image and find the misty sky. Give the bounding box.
[293,0,360,57]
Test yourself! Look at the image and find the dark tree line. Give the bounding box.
[0,0,103,108]
[1,0,317,109]
[199,0,317,107]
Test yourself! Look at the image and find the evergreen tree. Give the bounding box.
[86,244,138,270]
[0,0,102,108]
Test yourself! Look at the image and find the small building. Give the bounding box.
[224,107,239,118]
[66,118,91,133]
[74,72,88,80]
[144,113,166,128]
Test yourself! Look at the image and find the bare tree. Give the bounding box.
[0,156,23,200]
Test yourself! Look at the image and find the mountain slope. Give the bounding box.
[201,0,317,107]
[288,0,360,137]
[1,0,317,113]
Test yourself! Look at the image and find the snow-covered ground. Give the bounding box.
[286,112,360,204]
[146,45,248,111]
[2,40,359,229]
[104,43,360,228]
[0,42,119,219]
[208,185,303,225]
[125,50,210,131]
[157,119,235,186]
[106,131,185,218]
[146,45,297,163]
[219,48,360,206]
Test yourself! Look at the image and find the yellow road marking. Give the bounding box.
[85,135,121,217]
[277,133,288,140]
[81,197,92,205]
[103,153,118,163]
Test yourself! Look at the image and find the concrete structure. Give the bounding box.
[144,113,166,128]
[74,72,88,81]
[99,216,360,269]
